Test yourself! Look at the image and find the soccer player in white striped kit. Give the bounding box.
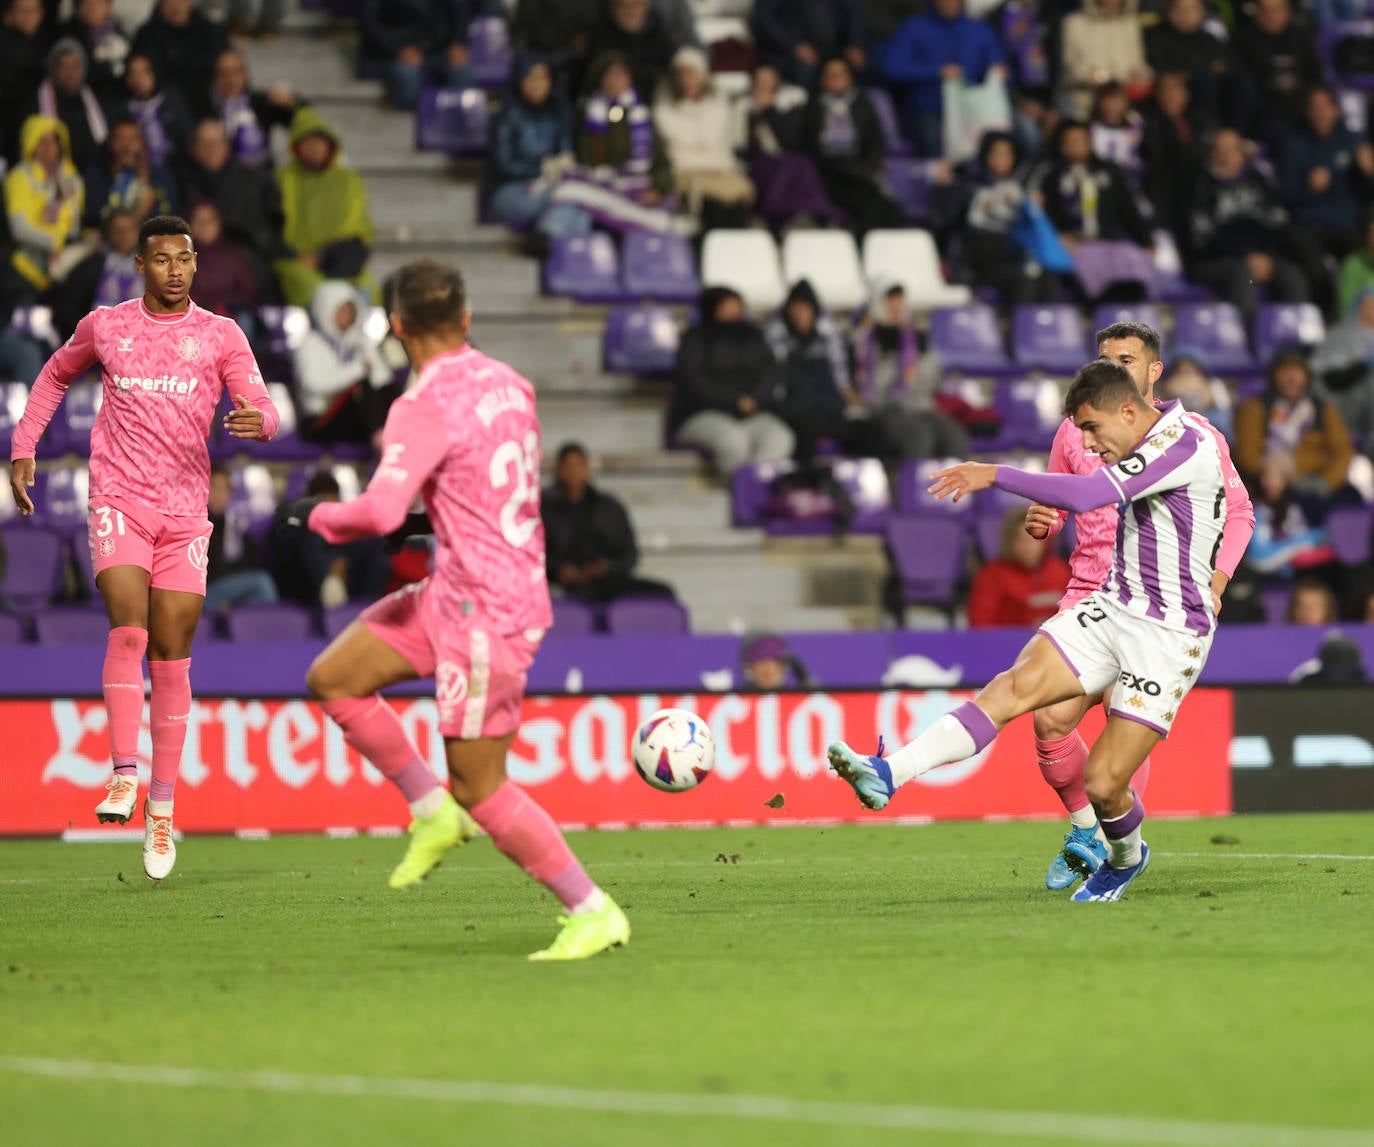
[829,360,1228,900]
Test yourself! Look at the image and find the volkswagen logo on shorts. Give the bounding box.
[187,536,210,571]
[435,661,469,722]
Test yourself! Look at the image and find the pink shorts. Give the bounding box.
[88,495,213,596]
[361,580,542,740]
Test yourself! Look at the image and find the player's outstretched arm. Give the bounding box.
[9,312,100,470]
[220,322,280,442]
[930,461,1122,513]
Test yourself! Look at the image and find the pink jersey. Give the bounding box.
[10,300,279,518]
[1044,410,1255,609]
[310,344,552,635]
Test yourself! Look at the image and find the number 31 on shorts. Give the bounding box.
[93,506,127,537]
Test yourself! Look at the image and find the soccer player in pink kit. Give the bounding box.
[1024,322,1254,889]
[275,260,629,961]
[8,215,279,880]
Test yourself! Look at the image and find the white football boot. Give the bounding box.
[142,802,177,880]
[94,774,139,825]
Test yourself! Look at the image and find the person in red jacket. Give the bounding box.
[967,508,1072,628]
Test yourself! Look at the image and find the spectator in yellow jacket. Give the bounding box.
[5,114,85,292]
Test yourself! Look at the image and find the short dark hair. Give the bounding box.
[1063,359,1142,417]
[555,442,587,465]
[139,214,192,249]
[393,259,466,336]
[1096,320,1162,361]
[305,470,341,498]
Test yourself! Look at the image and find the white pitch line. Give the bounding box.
[1160,852,1374,862]
[1,1057,1371,1147]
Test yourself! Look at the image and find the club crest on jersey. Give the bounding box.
[177,335,201,362]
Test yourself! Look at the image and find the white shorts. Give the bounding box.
[1038,592,1214,737]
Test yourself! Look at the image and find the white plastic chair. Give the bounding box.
[861,229,972,311]
[701,230,786,313]
[781,230,869,313]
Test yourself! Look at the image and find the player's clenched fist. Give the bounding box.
[224,393,264,439]
[1024,503,1058,540]
[9,458,35,516]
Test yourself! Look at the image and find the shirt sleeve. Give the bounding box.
[1206,419,1255,579]
[1040,420,1073,538]
[219,321,280,442]
[1099,424,1204,502]
[992,465,1122,514]
[308,388,449,543]
[10,311,100,460]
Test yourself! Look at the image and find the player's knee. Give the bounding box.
[1083,771,1125,810]
[305,657,347,701]
[1033,705,1074,741]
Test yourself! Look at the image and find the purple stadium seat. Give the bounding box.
[1253,303,1326,362]
[9,304,60,348]
[929,305,1014,375]
[866,87,911,157]
[551,596,598,635]
[885,516,969,610]
[0,525,66,608]
[415,86,490,155]
[1172,302,1256,376]
[1091,304,1166,344]
[255,304,310,381]
[0,611,25,642]
[895,458,975,518]
[831,458,892,533]
[239,383,316,461]
[228,464,279,533]
[30,467,89,534]
[883,158,933,222]
[1150,229,1210,303]
[31,606,110,644]
[1011,304,1091,374]
[222,603,317,642]
[56,383,101,456]
[621,232,699,302]
[0,381,29,455]
[1260,586,1291,625]
[603,595,690,635]
[740,458,891,535]
[731,460,778,527]
[542,234,624,303]
[974,514,1005,560]
[467,16,513,89]
[322,601,368,638]
[1327,506,1374,566]
[997,378,1065,450]
[603,306,680,376]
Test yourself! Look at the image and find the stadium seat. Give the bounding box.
[55,383,101,456]
[1091,304,1167,343]
[895,458,975,518]
[928,305,1015,375]
[467,16,513,89]
[885,517,969,611]
[0,381,29,455]
[9,304,60,348]
[1327,505,1374,566]
[239,384,316,461]
[997,378,1067,451]
[255,304,311,382]
[1150,229,1209,303]
[1253,303,1326,362]
[30,467,89,534]
[621,232,700,303]
[735,458,890,535]
[730,459,782,527]
[603,306,680,376]
[1010,305,1091,374]
[222,603,317,642]
[974,514,1005,560]
[414,86,490,155]
[830,458,892,533]
[860,230,972,310]
[542,234,625,303]
[781,230,867,312]
[1260,586,1291,625]
[1172,302,1256,376]
[701,229,785,312]
[30,606,110,644]
[603,595,691,635]
[322,602,368,638]
[882,158,935,222]
[865,87,911,157]
[0,525,66,608]
[551,596,598,635]
[228,464,279,532]
[0,612,25,643]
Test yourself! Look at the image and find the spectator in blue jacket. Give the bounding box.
[488,57,592,240]
[1277,86,1374,313]
[360,0,493,111]
[753,0,866,88]
[881,0,1006,157]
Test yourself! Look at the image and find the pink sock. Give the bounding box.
[148,659,191,804]
[468,782,597,912]
[1036,731,1091,816]
[103,627,147,776]
[1133,755,1151,798]
[321,696,439,804]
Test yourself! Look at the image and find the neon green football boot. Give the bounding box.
[388,792,479,889]
[528,896,631,961]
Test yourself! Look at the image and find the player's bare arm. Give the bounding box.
[9,458,36,515]
[928,461,998,502]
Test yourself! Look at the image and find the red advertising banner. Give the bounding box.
[0,689,1233,836]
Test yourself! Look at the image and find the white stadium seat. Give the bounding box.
[781,230,869,313]
[861,229,972,311]
[701,230,786,313]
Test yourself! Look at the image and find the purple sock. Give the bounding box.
[950,701,998,754]
[1099,793,1145,867]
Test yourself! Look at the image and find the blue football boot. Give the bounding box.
[1070,842,1151,902]
[827,737,896,810]
[1045,824,1105,889]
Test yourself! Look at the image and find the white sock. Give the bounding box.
[568,887,606,916]
[1069,807,1098,831]
[410,788,447,819]
[1105,825,1143,868]
[147,799,173,818]
[887,714,979,787]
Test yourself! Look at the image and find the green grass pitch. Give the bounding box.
[3,814,1373,1147]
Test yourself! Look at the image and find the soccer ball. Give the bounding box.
[632,708,716,793]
